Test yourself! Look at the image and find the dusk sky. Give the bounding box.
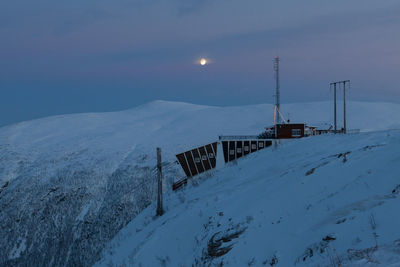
[1,0,400,127]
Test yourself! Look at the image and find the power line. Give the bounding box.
[330,80,350,133]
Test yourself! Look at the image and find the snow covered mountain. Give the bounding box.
[1,100,399,266]
[96,130,400,266]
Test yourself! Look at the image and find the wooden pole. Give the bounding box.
[156,147,163,216]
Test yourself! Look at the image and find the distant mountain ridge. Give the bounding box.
[1,100,400,266]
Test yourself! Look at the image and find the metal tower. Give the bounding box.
[330,80,350,133]
[273,56,281,124]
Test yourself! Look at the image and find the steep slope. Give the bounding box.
[0,100,399,266]
[97,130,400,266]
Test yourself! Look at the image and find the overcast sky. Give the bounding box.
[1,0,400,126]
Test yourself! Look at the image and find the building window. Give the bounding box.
[292,129,301,137]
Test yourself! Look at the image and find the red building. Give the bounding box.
[264,123,307,139]
[275,123,305,138]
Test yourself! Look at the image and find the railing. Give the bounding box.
[172,178,188,191]
[219,135,266,140]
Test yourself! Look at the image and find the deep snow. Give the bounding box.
[1,100,400,266]
[97,130,400,267]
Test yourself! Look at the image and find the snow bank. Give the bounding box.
[97,130,400,266]
[0,100,399,266]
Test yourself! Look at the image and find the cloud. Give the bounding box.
[88,2,400,66]
[1,0,400,128]
[176,0,216,16]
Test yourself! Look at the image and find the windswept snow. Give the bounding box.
[0,100,400,266]
[97,130,400,267]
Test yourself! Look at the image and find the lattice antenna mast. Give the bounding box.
[273,56,281,124]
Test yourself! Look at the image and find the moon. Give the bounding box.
[200,58,207,66]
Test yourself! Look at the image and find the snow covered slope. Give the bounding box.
[97,130,400,267]
[1,100,399,266]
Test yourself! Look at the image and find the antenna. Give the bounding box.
[273,56,281,124]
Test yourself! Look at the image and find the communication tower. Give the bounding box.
[273,56,281,124]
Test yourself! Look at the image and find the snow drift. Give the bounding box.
[97,130,400,266]
[0,100,399,266]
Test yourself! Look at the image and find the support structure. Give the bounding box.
[343,80,349,134]
[156,147,164,216]
[330,80,350,133]
[333,83,337,132]
[273,56,281,124]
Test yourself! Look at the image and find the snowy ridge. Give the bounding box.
[1,100,400,266]
[97,130,400,266]
[2,100,399,185]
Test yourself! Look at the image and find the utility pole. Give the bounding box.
[343,80,350,134]
[330,80,350,134]
[273,56,280,124]
[156,147,164,216]
[334,83,337,132]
